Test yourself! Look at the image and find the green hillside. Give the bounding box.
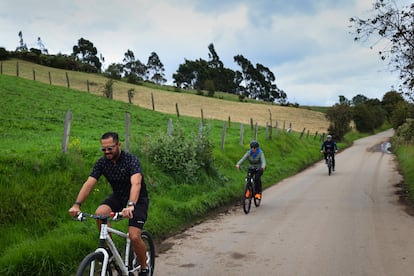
[0,73,336,275]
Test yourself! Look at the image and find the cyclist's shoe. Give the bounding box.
[138,268,149,276]
[245,190,251,198]
[254,193,262,199]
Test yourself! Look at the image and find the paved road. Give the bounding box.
[155,129,414,276]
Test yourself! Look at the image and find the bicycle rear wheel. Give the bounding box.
[254,193,261,207]
[129,230,156,276]
[328,158,332,176]
[76,251,113,276]
[243,181,252,214]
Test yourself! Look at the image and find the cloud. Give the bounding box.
[0,0,408,106]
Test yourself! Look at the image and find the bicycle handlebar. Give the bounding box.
[75,212,124,222]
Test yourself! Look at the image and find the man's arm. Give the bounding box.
[123,173,142,218]
[68,176,97,216]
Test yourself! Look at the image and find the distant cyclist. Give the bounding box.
[236,140,266,199]
[320,134,338,171]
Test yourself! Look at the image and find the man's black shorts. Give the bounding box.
[101,194,149,229]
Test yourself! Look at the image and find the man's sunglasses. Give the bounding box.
[101,144,117,152]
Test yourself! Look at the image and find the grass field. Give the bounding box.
[0,58,329,133]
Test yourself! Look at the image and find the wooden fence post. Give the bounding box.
[62,110,72,153]
[299,128,306,139]
[33,69,36,81]
[314,131,318,140]
[201,108,204,126]
[48,72,52,85]
[66,72,70,88]
[16,62,19,77]
[175,103,180,118]
[250,118,253,130]
[228,116,231,128]
[0,62,2,74]
[125,113,130,152]
[87,80,90,92]
[151,93,155,111]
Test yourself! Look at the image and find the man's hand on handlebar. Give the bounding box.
[68,205,81,218]
[122,206,134,219]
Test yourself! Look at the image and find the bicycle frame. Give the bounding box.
[101,223,134,275]
[76,212,139,276]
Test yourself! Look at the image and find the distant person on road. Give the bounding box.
[320,134,338,171]
[68,132,150,276]
[236,140,266,199]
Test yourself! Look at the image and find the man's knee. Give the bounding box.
[95,204,111,215]
[129,227,142,241]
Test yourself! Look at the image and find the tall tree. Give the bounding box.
[351,94,369,106]
[326,100,353,141]
[350,0,414,100]
[16,31,28,52]
[122,49,146,84]
[37,37,48,54]
[146,52,166,85]
[207,43,223,69]
[72,38,102,72]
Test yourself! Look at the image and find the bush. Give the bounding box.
[394,118,414,144]
[0,47,9,60]
[145,127,215,183]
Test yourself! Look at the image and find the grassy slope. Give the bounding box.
[0,59,329,133]
[0,73,328,275]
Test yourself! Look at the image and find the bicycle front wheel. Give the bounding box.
[76,251,113,276]
[243,181,252,214]
[129,230,156,276]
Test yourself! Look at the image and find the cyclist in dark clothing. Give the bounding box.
[69,132,150,276]
[320,134,338,171]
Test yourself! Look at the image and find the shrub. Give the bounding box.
[145,127,215,183]
[394,118,414,144]
[0,47,9,60]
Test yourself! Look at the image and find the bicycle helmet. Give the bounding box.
[327,134,332,139]
[250,140,259,148]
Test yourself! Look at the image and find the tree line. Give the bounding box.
[326,91,414,141]
[0,32,287,103]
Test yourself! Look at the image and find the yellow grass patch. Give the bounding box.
[1,59,329,133]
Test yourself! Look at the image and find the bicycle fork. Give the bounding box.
[98,223,130,276]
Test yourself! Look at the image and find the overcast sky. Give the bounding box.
[0,0,411,106]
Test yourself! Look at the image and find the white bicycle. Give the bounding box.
[74,212,155,276]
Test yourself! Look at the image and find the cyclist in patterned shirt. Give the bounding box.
[236,140,266,199]
[69,132,150,276]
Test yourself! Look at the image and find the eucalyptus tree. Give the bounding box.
[72,37,102,72]
[146,51,166,84]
